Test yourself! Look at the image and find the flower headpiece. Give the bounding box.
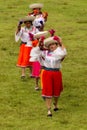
[53,36,61,43]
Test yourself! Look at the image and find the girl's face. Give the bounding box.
[33,8,41,15]
[48,43,58,52]
[24,21,32,28]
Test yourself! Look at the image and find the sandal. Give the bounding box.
[30,74,34,78]
[35,87,40,91]
[21,75,25,79]
[47,108,52,117]
[53,103,59,111]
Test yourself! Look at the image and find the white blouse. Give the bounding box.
[30,46,67,69]
[15,26,39,46]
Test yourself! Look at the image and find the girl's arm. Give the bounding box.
[15,21,23,42]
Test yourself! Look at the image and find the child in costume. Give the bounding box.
[40,29,56,89]
[15,16,39,78]
[30,35,67,116]
[30,31,48,90]
[28,3,48,30]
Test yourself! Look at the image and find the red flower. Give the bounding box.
[53,36,61,43]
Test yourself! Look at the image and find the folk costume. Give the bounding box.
[30,31,48,90]
[28,3,48,31]
[30,36,67,116]
[30,36,67,97]
[15,16,39,68]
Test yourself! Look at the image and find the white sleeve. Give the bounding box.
[59,48,67,57]
[35,28,39,33]
[30,47,42,61]
[53,47,67,60]
[15,30,22,42]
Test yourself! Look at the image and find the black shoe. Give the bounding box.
[47,113,52,117]
[54,108,59,111]
[30,74,34,78]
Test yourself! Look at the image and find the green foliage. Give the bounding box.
[0,0,87,130]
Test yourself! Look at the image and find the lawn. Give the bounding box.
[0,0,87,130]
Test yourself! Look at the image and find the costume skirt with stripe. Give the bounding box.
[16,43,32,68]
[41,70,63,98]
[40,69,44,89]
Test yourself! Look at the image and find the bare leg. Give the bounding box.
[29,66,32,74]
[45,98,52,116]
[53,97,59,111]
[29,66,33,77]
[35,77,39,90]
[21,67,25,77]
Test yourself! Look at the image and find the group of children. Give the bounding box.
[15,3,48,89]
[15,3,67,117]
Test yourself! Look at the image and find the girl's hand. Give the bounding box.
[49,29,55,36]
[39,36,45,50]
[53,36,62,46]
[16,20,23,34]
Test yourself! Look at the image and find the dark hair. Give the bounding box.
[24,21,32,25]
[48,42,58,48]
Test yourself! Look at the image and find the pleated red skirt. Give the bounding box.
[41,70,63,98]
[16,43,32,68]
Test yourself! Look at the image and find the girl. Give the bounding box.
[30,36,67,116]
[28,3,48,30]
[30,31,48,90]
[15,16,39,78]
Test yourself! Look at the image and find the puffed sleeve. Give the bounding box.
[15,29,23,42]
[53,47,67,60]
[30,46,42,61]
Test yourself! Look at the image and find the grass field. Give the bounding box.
[0,0,87,130]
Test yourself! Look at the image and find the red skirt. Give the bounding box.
[16,43,32,67]
[41,70,63,98]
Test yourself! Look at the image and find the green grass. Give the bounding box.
[0,0,87,130]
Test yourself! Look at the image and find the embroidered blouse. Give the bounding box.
[15,26,39,46]
[30,46,67,69]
